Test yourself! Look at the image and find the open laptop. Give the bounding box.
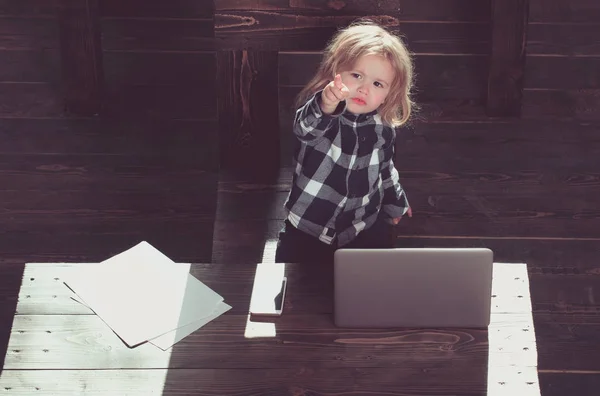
[333,248,493,328]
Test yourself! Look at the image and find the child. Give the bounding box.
[275,20,415,264]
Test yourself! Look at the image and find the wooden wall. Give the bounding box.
[0,0,218,262]
[524,0,600,119]
[1,0,598,262]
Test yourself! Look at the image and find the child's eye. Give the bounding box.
[374,82,383,88]
[351,73,360,79]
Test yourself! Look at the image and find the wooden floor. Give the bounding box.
[1,118,600,394]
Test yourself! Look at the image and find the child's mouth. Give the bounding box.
[351,98,366,105]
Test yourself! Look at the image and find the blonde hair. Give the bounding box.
[296,20,417,127]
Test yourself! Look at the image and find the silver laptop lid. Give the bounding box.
[334,248,493,328]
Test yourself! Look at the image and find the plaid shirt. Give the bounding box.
[283,90,410,247]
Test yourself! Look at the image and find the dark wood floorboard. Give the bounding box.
[539,372,600,396]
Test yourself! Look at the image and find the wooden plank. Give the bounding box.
[0,190,216,227]
[0,17,57,50]
[0,367,488,396]
[57,0,104,116]
[2,263,534,370]
[0,223,216,263]
[486,0,529,116]
[0,82,217,120]
[0,0,56,16]
[103,83,217,121]
[0,313,498,369]
[101,18,214,52]
[0,49,60,82]
[10,261,592,318]
[279,53,487,99]
[529,0,600,23]
[527,23,600,56]
[217,50,280,170]
[216,12,489,53]
[522,89,600,120]
[0,119,217,158]
[217,0,490,21]
[540,372,600,396]
[529,274,600,314]
[213,218,600,265]
[535,313,600,371]
[103,52,216,86]
[0,83,63,117]
[100,0,214,18]
[0,155,217,192]
[525,57,600,90]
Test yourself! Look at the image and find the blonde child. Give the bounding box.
[275,20,415,264]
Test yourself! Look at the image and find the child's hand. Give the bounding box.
[321,74,350,114]
[392,207,413,225]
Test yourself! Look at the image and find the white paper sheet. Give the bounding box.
[149,301,232,350]
[63,241,227,347]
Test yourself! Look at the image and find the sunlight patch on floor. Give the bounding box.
[261,239,278,263]
[486,263,541,396]
[243,260,284,339]
[0,263,172,394]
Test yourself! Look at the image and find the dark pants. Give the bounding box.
[274,216,395,264]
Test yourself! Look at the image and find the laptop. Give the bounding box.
[333,248,493,328]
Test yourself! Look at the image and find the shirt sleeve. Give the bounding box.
[380,130,410,219]
[293,90,345,142]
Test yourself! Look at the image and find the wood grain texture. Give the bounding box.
[535,313,600,371]
[6,261,599,317]
[1,263,535,372]
[0,226,215,263]
[0,82,63,117]
[2,312,532,370]
[103,52,216,86]
[215,11,489,53]
[0,82,218,120]
[529,0,600,22]
[525,57,600,90]
[522,89,600,120]
[99,0,214,18]
[487,0,529,116]
[540,372,600,396]
[213,218,600,267]
[0,118,218,161]
[0,155,217,192]
[527,23,600,56]
[101,18,214,52]
[0,17,57,50]
[57,0,104,116]
[0,0,56,16]
[217,0,490,21]
[217,50,280,170]
[0,367,490,396]
[0,49,60,82]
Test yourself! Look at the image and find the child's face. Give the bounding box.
[340,54,395,115]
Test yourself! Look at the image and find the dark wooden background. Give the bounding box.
[1,1,600,394]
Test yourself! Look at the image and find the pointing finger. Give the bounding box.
[334,74,344,90]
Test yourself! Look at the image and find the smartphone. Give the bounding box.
[249,264,287,317]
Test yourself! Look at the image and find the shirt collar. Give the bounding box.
[341,108,378,123]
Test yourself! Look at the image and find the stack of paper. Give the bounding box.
[62,241,231,350]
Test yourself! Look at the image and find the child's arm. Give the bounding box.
[293,75,349,141]
[380,132,411,223]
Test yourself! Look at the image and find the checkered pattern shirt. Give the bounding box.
[283,90,410,247]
